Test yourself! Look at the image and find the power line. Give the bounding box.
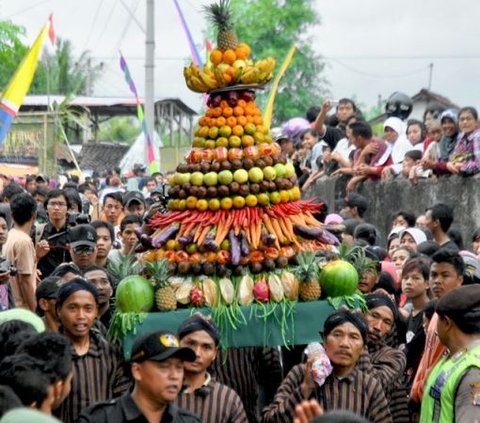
[114,0,141,53]
[331,59,429,79]
[95,0,118,46]
[83,0,105,51]
[4,0,52,19]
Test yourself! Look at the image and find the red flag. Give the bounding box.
[206,39,213,52]
[48,14,55,45]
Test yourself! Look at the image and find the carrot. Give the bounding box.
[304,211,322,227]
[234,223,241,236]
[262,214,281,249]
[197,225,212,246]
[270,217,285,243]
[183,222,196,237]
[255,220,262,248]
[282,216,303,250]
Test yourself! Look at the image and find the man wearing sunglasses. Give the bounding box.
[68,224,98,272]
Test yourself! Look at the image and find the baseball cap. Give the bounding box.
[35,173,49,183]
[123,191,146,207]
[344,193,368,216]
[131,331,196,363]
[35,276,61,302]
[68,224,97,249]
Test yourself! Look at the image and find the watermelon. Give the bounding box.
[320,260,359,297]
[116,275,155,313]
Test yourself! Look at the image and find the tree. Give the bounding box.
[98,117,140,144]
[36,38,103,95]
[229,0,328,125]
[0,20,28,90]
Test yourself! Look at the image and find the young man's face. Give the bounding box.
[71,245,97,269]
[0,217,8,246]
[121,223,141,253]
[324,322,364,370]
[402,157,416,178]
[424,210,437,234]
[180,330,217,374]
[336,102,355,124]
[57,290,98,339]
[358,270,378,294]
[84,269,113,307]
[402,269,428,300]
[125,202,145,217]
[46,195,69,222]
[430,262,463,299]
[133,358,184,404]
[104,198,123,224]
[146,181,157,192]
[95,227,113,260]
[364,306,394,342]
[35,194,46,208]
[26,179,37,194]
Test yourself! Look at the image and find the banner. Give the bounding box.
[119,53,159,173]
[0,16,55,145]
[263,45,296,130]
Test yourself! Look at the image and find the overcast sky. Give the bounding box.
[2,0,480,116]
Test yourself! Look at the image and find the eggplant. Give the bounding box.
[229,230,241,266]
[292,224,340,246]
[138,233,154,249]
[178,233,194,247]
[152,223,180,248]
[261,230,276,246]
[240,233,250,257]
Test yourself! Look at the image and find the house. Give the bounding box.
[369,88,460,126]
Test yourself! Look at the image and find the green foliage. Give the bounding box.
[36,38,102,95]
[0,20,28,91]
[229,0,328,125]
[98,116,140,144]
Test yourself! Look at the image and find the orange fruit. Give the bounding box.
[197,126,210,138]
[226,66,235,77]
[216,116,226,126]
[223,49,237,65]
[256,124,267,134]
[232,125,244,136]
[215,137,229,148]
[246,115,254,123]
[220,100,229,109]
[199,116,209,126]
[235,45,250,60]
[253,131,265,143]
[237,99,247,108]
[208,126,219,139]
[223,73,232,84]
[253,115,263,125]
[241,135,254,147]
[226,116,237,127]
[223,107,233,117]
[244,106,255,116]
[244,122,256,135]
[233,196,245,209]
[254,108,262,116]
[237,43,251,58]
[211,107,222,117]
[219,125,232,137]
[210,49,223,65]
[220,197,233,210]
[233,106,244,116]
[237,115,247,126]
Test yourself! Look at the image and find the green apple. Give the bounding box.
[263,166,277,181]
[174,172,190,186]
[218,170,233,185]
[257,193,270,206]
[203,172,218,186]
[233,169,249,184]
[284,163,295,178]
[269,191,281,204]
[273,163,286,178]
[191,171,204,186]
[248,167,264,183]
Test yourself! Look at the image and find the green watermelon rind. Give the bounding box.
[116,275,155,313]
[320,260,359,298]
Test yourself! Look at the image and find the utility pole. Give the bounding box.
[428,63,434,90]
[145,0,155,167]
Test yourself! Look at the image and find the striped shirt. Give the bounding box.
[211,347,282,423]
[261,364,392,423]
[176,373,249,423]
[55,330,130,423]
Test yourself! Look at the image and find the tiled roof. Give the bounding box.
[78,141,130,173]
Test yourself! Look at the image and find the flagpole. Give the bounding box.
[145,0,155,170]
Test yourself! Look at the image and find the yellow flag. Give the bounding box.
[263,45,297,131]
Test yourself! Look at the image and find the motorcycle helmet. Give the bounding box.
[385,91,413,120]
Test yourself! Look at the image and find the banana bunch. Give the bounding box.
[240,66,260,84]
[255,57,275,84]
[184,64,220,93]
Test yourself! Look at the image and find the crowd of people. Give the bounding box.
[275,94,480,193]
[0,103,479,422]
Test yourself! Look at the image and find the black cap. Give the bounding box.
[436,285,480,318]
[131,331,196,363]
[35,276,61,301]
[345,193,368,216]
[123,191,146,207]
[35,173,49,183]
[69,224,97,248]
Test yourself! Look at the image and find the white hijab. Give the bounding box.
[384,117,414,169]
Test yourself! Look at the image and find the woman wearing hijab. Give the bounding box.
[381,117,414,179]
